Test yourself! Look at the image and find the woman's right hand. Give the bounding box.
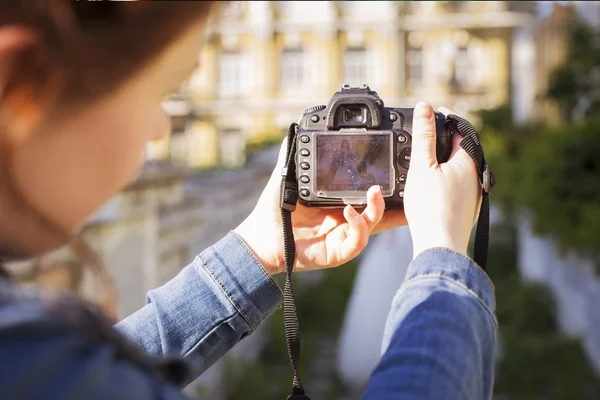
[404,102,482,259]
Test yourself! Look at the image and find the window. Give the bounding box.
[455,46,469,87]
[219,52,251,98]
[222,1,246,19]
[162,91,191,135]
[344,48,369,86]
[407,47,423,85]
[171,115,188,135]
[281,49,307,89]
[442,1,466,13]
[469,42,484,88]
[436,39,455,83]
[219,129,246,167]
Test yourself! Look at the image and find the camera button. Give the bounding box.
[398,147,411,169]
[300,189,310,198]
[300,175,310,184]
[399,189,405,198]
[397,134,408,143]
[300,135,310,143]
[399,174,406,183]
[300,162,310,170]
[300,149,310,157]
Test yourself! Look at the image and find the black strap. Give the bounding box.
[278,116,494,400]
[279,123,310,399]
[445,114,495,271]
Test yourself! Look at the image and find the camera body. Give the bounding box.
[295,85,452,208]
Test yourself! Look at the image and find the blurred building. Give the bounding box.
[150,1,540,169]
[531,3,577,124]
[10,2,597,398]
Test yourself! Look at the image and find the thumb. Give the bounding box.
[275,136,289,170]
[267,136,289,183]
[411,102,438,169]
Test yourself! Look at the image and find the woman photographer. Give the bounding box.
[0,2,496,399]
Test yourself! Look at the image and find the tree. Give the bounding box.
[547,21,600,123]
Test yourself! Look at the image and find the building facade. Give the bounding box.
[151,1,539,169]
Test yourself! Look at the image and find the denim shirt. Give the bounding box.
[115,231,284,384]
[0,232,496,399]
[118,232,497,399]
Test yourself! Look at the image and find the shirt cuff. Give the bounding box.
[197,231,283,331]
[406,248,496,319]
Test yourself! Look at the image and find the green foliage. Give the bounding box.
[222,261,359,400]
[479,13,600,264]
[488,219,600,399]
[480,113,600,265]
[245,132,286,155]
[546,21,600,122]
[477,18,600,396]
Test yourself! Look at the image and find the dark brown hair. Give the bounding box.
[0,1,218,318]
[2,1,217,105]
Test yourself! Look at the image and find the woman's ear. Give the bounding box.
[0,26,42,140]
[0,26,38,98]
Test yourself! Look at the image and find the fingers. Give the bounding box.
[411,102,438,169]
[447,128,467,161]
[265,137,289,189]
[338,186,385,260]
[372,209,407,234]
[437,106,475,169]
[446,124,478,171]
[275,136,289,170]
[361,185,385,232]
[340,204,369,260]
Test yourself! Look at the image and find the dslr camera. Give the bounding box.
[295,84,453,208]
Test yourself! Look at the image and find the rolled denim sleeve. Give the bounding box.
[115,231,283,384]
[363,248,497,400]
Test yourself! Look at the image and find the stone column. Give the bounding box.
[189,42,218,103]
[248,1,276,139]
[511,26,536,124]
[374,25,402,101]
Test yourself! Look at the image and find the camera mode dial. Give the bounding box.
[305,105,326,114]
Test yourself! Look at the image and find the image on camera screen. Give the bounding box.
[316,134,391,191]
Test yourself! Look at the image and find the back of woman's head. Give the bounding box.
[0,1,217,258]
[1,1,215,105]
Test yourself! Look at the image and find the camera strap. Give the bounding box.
[278,116,494,400]
[445,114,495,271]
[279,122,309,400]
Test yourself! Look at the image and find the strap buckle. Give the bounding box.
[280,177,298,212]
[482,163,493,194]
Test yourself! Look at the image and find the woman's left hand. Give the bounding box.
[234,138,407,275]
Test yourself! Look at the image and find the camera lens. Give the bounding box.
[343,106,364,124]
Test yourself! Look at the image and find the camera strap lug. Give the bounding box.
[482,163,494,195]
[280,179,298,212]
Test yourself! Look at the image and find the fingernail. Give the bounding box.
[414,102,434,120]
[347,205,359,218]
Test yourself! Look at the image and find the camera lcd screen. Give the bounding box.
[316,134,391,191]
